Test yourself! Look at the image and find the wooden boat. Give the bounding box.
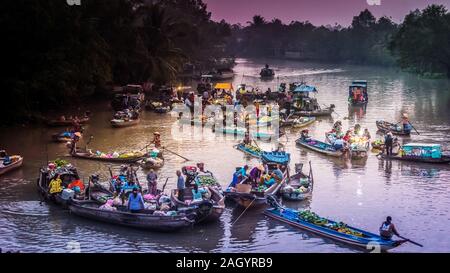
[224,151,290,209]
[293,107,334,117]
[219,127,282,140]
[376,120,411,136]
[170,187,225,223]
[47,117,89,127]
[70,146,146,163]
[377,154,450,164]
[234,143,262,158]
[68,200,195,232]
[348,80,368,107]
[371,140,384,150]
[139,156,165,169]
[260,65,275,79]
[291,117,316,128]
[296,137,343,157]
[264,196,406,251]
[280,163,313,201]
[325,133,369,159]
[0,155,23,176]
[111,118,140,128]
[377,143,450,164]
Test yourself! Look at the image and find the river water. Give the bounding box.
[1,58,450,253]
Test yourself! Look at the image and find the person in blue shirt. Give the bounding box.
[128,187,145,213]
[176,170,185,201]
[238,165,249,181]
[192,184,203,202]
[264,173,277,187]
[333,136,344,151]
[272,165,284,182]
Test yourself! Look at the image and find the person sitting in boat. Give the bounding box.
[354,124,362,136]
[243,131,252,145]
[196,163,212,176]
[379,216,400,240]
[392,138,401,155]
[333,136,345,151]
[263,173,277,187]
[333,121,343,134]
[272,165,284,182]
[300,129,310,141]
[1,153,11,166]
[128,187,145,213]
[48,174,63,196]
[399,113,412,133]
[343,130,352,142]
[249,165,264,186]
[68,179,85,193]
[192,184,208,202]
[363,128,371,140]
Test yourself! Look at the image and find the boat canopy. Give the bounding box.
[349,83,367,88]
[402,143,442,158]
[293,85,318,93]
[214,83,233,90]
[261,151,291,165]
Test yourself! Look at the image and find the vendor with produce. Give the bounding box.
[151,132,161,148]
[146,169,158,195]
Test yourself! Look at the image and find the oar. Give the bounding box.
[398,235,423,247]
[163,146,190,161]
[231,197,256,226]
[408,122,420,135]
[161,177,169,193]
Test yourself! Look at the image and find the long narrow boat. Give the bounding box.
[170,186,225,223]
[0,155,23,176]
[47,117,89,127]
[52,132,81,143]
[68,200,195,232]
[280,163,313,201]
[293,105,335,117]
[291,117,316,128]
[296,137,343,157]
[376,120,411,136]
[218,127,282,140]
[111,118,140,128]
[325,132,369,160]
[234,143,262,158]
[224,151,290,209]
[377,154,450,164]
[70,145,146,163]
[36,165,80,207]
[264,196,406,251]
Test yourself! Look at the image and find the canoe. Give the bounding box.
[219,127,281,140]
[111,118,140,128]
[68,200,195,232]
[291,117,316,128]
[235,143,262,158]
[377,154,450,164]
[280,163,313,201]
[47,117,89,127]
[170,187,225,223]
[376,120,410,136]
[71,150,146,163]
[264,196,405,251]
[0,155,23,176]
[261,151,290,165]
[296,137,343,157]
[293,106,335,117]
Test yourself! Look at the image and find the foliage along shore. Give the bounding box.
[0,1,449,125]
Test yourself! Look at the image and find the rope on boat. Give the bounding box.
[231,197,256,226]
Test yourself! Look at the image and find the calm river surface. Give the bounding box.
[1,58,450,253]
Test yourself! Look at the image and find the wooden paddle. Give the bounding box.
[398,235,423,247]
[163,146,190,161]
[161,177,169,194]
[408,122,420,135]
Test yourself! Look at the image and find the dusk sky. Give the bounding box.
[204,0,450,26]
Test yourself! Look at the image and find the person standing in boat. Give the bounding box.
[146,169,158,195]
[176,170,185,202]
[128,187,145,213]
[363,128,371,140]
[399,113,412,133]
[379,216,400,240]
[384,132,394,156]
[48,174,63,197]
[151,132,161,148]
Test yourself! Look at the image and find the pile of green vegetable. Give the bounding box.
[297,210,363,237]
[53,158,69,168]
[196,175,217,186]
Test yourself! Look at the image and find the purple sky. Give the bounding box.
[204,0,450,26]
